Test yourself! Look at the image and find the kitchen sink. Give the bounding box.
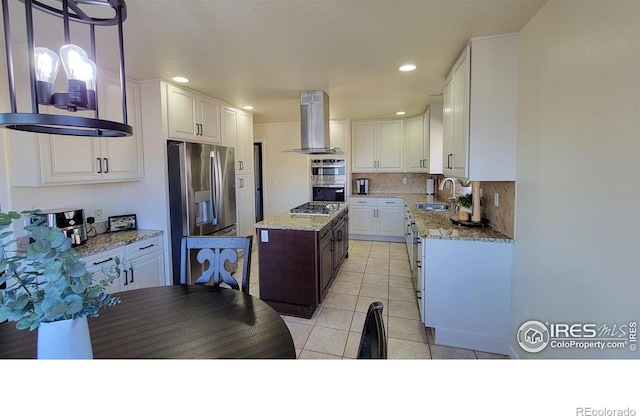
[415,202,450,212]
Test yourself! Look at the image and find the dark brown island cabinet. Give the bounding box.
[258,208,349,318]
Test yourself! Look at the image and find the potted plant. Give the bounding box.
[458,180,472,196]
[456,193,473,221]
[0,210,121,358]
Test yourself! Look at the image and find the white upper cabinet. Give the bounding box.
[404,114,426,172]
[222,106,254,174]
[10,69,144,186]
[329,119,351,154]
[352,119,403,173]
[442,33,519,180]
[167,84,221,144]
[426,103,443,174]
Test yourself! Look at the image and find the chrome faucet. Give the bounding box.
[439,177,457,207]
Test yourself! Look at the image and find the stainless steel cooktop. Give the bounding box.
[290,202,341,216]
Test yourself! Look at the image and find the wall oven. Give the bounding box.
[311,158,346,202]
[312,185,345,202]
[311,158,346,185]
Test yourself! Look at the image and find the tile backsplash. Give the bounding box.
[351,173,437,194]
[351,173,515,239]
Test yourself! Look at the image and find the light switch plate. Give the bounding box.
[260,230,269,243]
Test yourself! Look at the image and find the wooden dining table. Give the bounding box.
[0,285,296,359]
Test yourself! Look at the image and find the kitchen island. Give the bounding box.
[255,204,348,318]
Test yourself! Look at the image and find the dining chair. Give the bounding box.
[180,235,253,294]
[357,301,387,359]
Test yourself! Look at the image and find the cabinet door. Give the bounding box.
[376,200,404,236]
[330,120,350,153]
[351,121,376,171]
[236,173,256,237]
[444,45,470,178]
[38,124,102,184]
[443,73,455,175]
[198,97,221,144]
[99,72,145,181]
[377,120,403,172]
[349,199,376,235]
[236,110,254,173]
[405,115,426,172]
[318,227,334,301]
[222,106,238,149]
[167,84,198,140]
[127,250,165,290]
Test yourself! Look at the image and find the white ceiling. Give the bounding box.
[3,0,548,123]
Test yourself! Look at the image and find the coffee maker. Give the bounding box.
[33,209,88,247]
[356,178,369,195]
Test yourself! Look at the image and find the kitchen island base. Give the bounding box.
[256,206,348,319]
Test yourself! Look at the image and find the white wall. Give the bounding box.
[513,0,640,358]
[253,122,310,217]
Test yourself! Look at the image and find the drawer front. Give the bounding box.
[126,236,163,259]
[83,248,123,272]
[377,198,403,207]
[350,198,376,207]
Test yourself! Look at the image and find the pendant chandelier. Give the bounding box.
[0,0,132,137]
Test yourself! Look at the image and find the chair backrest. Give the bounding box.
[357,302,387,359]
[180,235,253,294]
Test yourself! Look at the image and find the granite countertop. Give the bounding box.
[255,204,348,231]
[75,229,164,257]
[352,193,513,243]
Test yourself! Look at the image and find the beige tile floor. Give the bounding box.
[249,239,509,359]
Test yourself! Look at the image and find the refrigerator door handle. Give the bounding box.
[209,151,219,225]
[209,150,223,226]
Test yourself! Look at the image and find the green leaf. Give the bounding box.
[67,261,87,278]
[64,294,83,315]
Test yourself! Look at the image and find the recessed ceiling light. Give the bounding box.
[172,76,189,83]
[396,111,406,116]
[243,106,254,110]
[399,64,416,72]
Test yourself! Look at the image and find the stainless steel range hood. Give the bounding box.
[285,90,343,155]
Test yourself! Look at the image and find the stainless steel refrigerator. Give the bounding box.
[167,140,237,285]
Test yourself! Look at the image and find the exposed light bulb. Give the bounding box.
[60,44,92,107]
[396,111,406,115]
[243,105,253,110]
[399,64,416,72]
[172,76,189,83]
[34,47,59,104]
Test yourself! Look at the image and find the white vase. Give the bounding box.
[37,316,93,359]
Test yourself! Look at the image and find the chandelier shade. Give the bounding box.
[0,0,132,137]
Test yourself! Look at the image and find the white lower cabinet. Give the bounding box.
[349,197,404,241]
[422,237,513,355]
[83,236,164,294]
[236,173,256,237]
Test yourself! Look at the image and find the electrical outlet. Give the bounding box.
[480,188,483,198]
[402,177,407,185]
[94,209,103,222]
[493,193,499,207]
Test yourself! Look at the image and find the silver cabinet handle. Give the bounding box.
[123,269,128,286]
[96,158,102,173]
[103,158,109,173]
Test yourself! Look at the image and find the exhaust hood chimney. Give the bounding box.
[285,90,342,154]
